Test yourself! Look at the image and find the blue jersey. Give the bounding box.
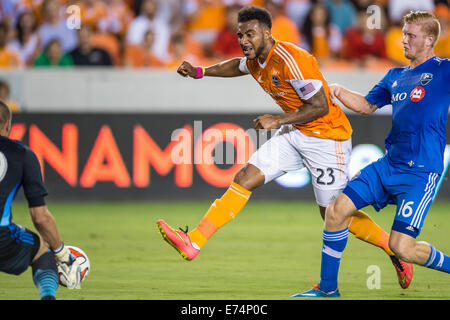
[365,57,450,174]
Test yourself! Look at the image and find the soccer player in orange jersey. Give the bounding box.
[157,6,413,290]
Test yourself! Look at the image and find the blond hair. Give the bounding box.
[403,11,441,46]
[0,100,11,131]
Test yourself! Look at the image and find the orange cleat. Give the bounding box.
[157,219,200,261]
[390,256,413,289]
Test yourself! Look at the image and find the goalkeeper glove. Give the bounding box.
[54,243,82,289]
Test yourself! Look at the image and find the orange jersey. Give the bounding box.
[0,48,22,68]
[243,40,352,140]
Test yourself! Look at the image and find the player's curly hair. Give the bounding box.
[238,6,272,29]
[403,11,441,46]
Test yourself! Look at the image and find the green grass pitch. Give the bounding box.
[1,200,449,300]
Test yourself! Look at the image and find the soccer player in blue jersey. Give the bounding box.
[294,11,450,297]
[0,101,82,299]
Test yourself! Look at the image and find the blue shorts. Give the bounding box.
[343,156,440,238]
[0,223,40,275]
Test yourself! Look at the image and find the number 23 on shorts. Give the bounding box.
[316,167,335,185]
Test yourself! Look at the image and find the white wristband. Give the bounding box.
[53,242,64,253]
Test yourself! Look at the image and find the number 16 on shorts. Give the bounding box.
[394,199,420,237]
[398,199,414,218]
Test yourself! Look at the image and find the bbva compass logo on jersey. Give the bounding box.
[419,73,433,85]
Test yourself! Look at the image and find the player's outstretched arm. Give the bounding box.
[177,58,246,79]
[329,84,378,115]
[30,205,63,251]
[30,205,83,289]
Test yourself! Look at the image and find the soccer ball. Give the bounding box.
[57,245,90,287]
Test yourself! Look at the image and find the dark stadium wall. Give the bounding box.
[11,113,450,201]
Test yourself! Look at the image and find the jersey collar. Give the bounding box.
[257,40,279,69]
[407,55,437,71]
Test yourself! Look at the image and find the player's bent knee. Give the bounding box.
[233,168,251,188]
[325,197,354,226]
[325,201,344,225]
[233,164,265,191]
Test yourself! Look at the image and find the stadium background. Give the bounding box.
[0,0,449,201]
[0,0,450,302]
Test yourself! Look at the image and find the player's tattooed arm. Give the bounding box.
[329,84,378,115]
[254,87,329,130]
[177,58,246,78]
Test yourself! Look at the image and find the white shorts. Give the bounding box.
[248,125,352,207]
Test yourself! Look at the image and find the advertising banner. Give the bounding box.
[10,113,450,201]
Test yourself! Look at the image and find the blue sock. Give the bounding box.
[32,251,59,300]
[423,244,450,273]
[319,228,349,293]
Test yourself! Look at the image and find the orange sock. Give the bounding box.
[188,182,251,249]
[347,210,394,256]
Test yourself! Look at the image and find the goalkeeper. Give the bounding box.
[0,100,81,299]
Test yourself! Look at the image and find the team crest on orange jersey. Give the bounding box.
[272,75,281,86]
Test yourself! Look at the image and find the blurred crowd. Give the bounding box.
[0,0,448,71]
